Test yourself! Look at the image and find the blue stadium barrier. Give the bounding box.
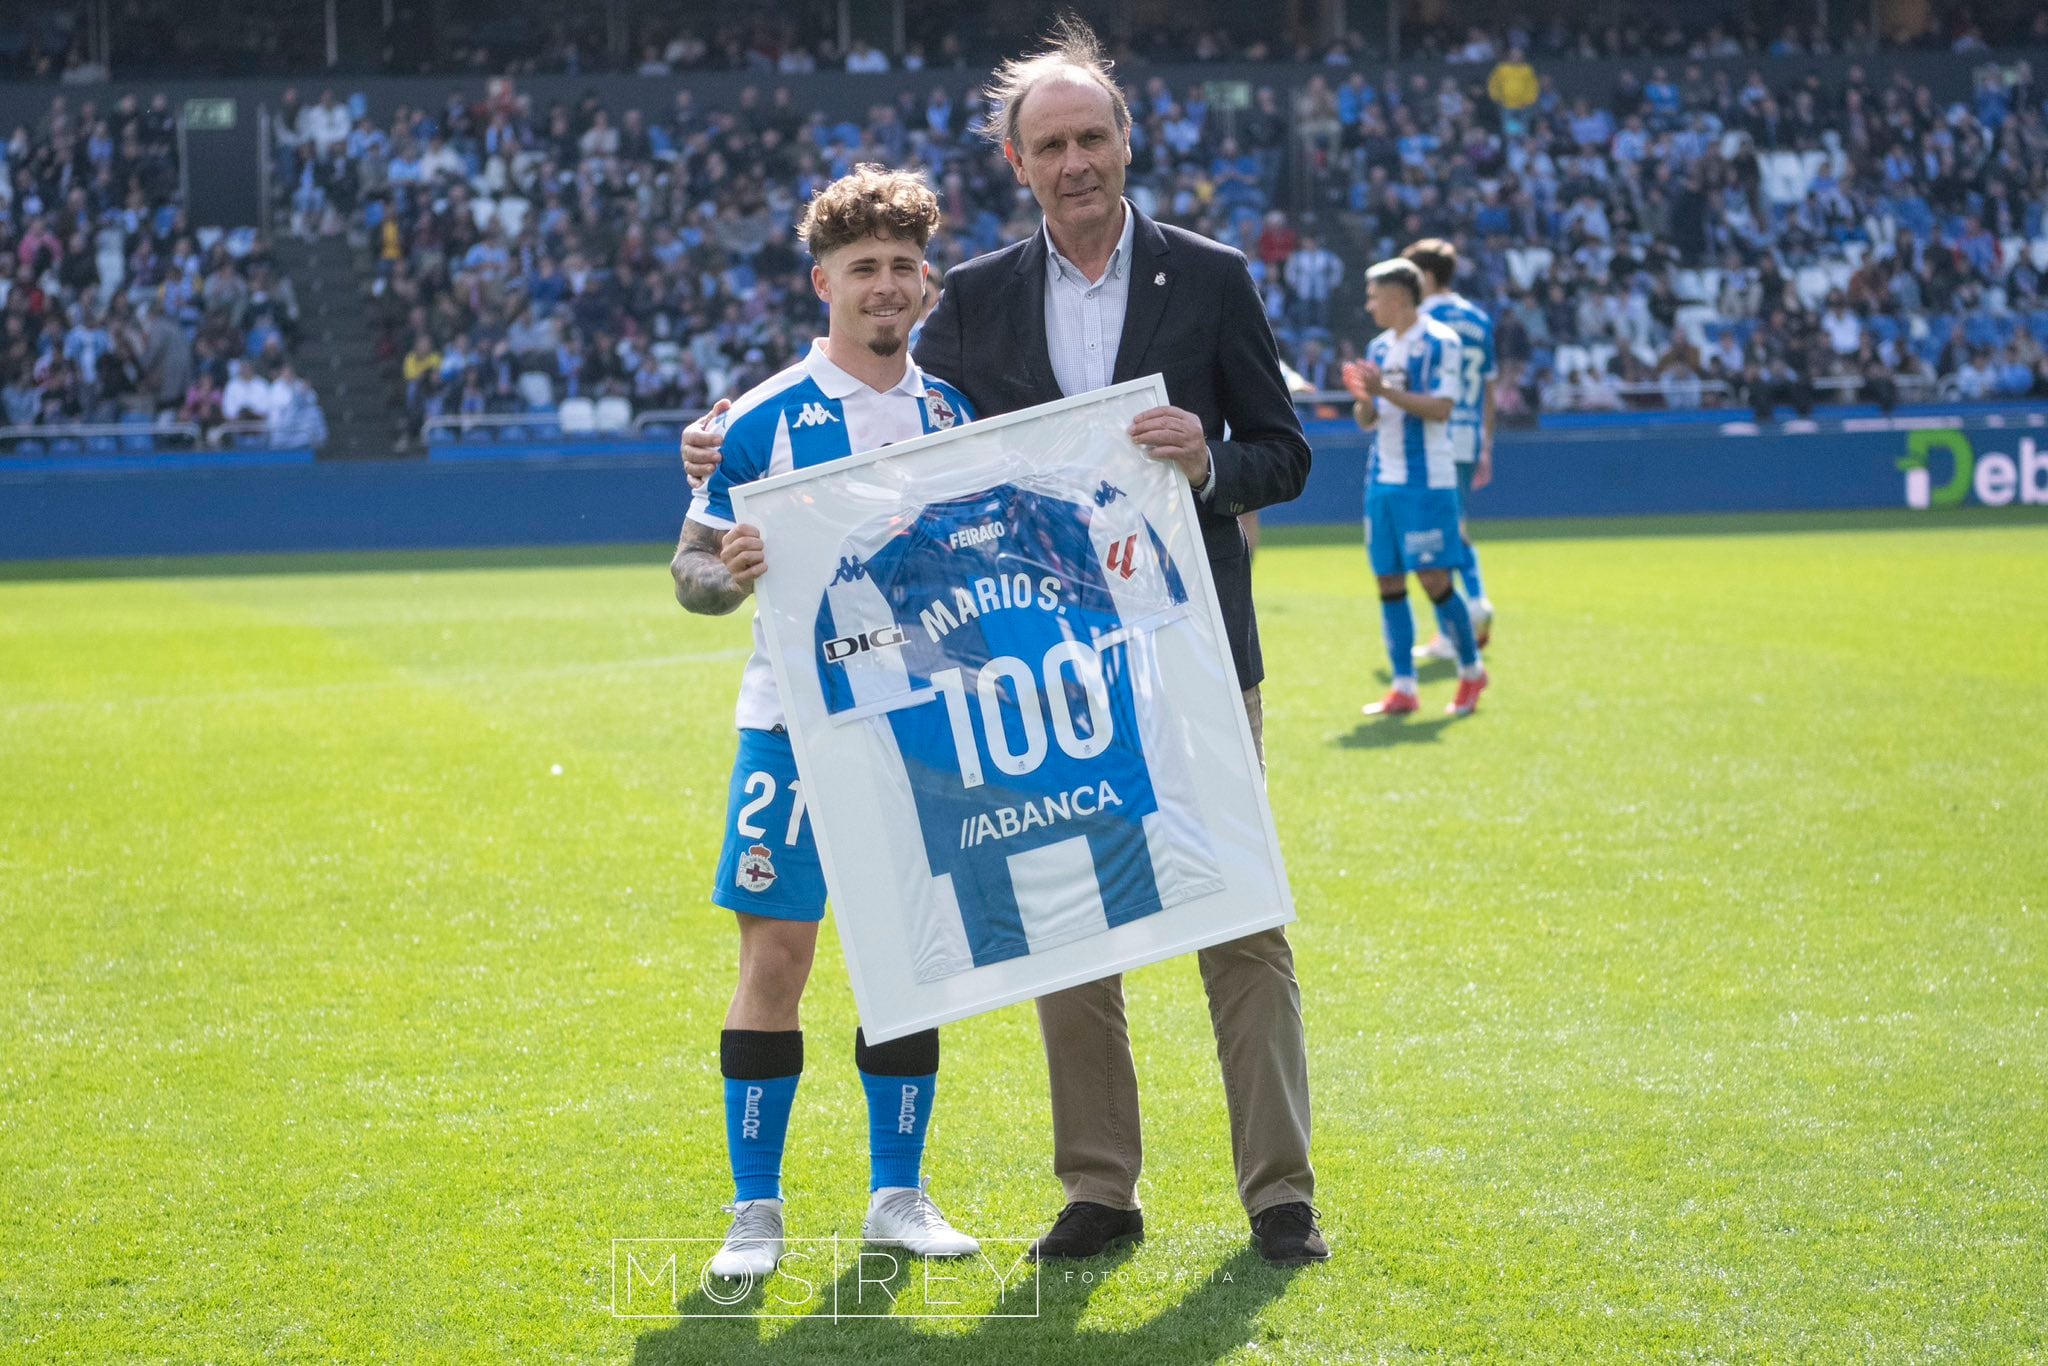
[3,411,2044,561]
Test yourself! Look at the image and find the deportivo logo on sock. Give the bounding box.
[793,402,839,428]
[897,1084,919,1135]
[742,1084,763,1140]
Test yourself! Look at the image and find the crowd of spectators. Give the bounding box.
[297,51,2048,439]
[1312,51,2048,415]
[12,3,2048,80]
[275,73,1313,438]
[0,94,326,447]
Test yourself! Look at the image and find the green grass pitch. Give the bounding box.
[2,511,2044,1363]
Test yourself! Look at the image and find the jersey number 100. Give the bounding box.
[929,640,1112,788]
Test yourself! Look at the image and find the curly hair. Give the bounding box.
[981,13,1131,152]
[796,164,942,260]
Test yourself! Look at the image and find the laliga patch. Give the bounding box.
[736,842,777,892]
[923,388,957,429]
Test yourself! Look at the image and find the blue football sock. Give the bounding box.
[861,1070,936,1190]
[722,1029,802,1204]
[856,1027,938,1191]
[1433,590,1480,670]
[1459,541,1486,602]
[1380,593,1416,685]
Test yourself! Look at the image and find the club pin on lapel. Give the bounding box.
[1154,271,1166,286]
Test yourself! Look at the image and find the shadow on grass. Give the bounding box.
[1335,714,1460,748]
[630,1244,1298,1365]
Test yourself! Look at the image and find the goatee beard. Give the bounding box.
[867,334,903,357]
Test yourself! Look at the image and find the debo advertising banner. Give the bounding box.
[1897,430,2048,510]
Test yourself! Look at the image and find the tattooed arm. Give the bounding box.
[670,519,765,615]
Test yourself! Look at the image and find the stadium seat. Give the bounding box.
[2029,239,2048,271]
[497,197,531,236]
[517,371,555,409]
[469,197,497,230]
[593,396,633,433]
[558,398,597,434]
[1794,266,1832,309]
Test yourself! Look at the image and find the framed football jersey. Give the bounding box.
[734,375,1293,1042]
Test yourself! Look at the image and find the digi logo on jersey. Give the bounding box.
[821,624,908,662]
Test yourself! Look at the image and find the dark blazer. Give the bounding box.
[914,207,1312,689]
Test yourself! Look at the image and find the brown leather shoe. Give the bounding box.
[1026,1201,1144,1261]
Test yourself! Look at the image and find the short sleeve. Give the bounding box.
[687,407,770,529]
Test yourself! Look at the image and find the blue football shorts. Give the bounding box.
[1365,485,1473,578]
[711,727,826,921]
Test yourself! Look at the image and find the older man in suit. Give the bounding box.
[682,17,1323,1268]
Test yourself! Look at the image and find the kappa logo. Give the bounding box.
[830,556,868,585]
[1104,533,1140,580]
[736,843,777,892]
[822,624,907,662]
[923,388,957,429]
[792,401,840,429]
[1093,480,1127,507]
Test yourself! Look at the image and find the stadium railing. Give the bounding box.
[1,421,209,454]
[422,409,693,444]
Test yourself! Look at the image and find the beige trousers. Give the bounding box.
[1033,685,1315,1217]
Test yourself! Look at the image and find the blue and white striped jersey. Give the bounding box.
[689,339,974,732]
[1364,316,1464,490]
[1422,292,1498,464]
[812,477,1223,983]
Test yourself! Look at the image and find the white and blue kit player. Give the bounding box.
[1409,239,1498,659]
[668,169,980,1277]
[1345,257,1489,718]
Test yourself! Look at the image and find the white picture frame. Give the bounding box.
[733,375,1294,1041]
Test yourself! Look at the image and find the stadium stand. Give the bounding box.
[0,92,324,451]
[284,47,2048,446]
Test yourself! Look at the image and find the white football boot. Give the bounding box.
[863,1178,980,1257]
[708,1198,785,1279]
[1411,634,1457,663]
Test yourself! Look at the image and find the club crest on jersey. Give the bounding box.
[793,402,840,429]
[923,388,957,429]
[1104,533,1140,580]
[736,843,777,892]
